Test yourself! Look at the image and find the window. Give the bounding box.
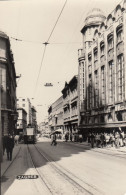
[22,99,25,101]
[101,66,105,104]
[94,70,99,107]
[88,74,92,108]
[108,34,113,50]
[88,54,92,64]
[100,42,105,55]
[108,60,113,104]
[22,104,25,107]
[116,25,123,43]
[117,54,124,101]
[94,48,98,61]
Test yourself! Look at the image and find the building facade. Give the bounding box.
[0,31,17,136]
[48,105,53,131]
[17,97,32,125]
[31,106,37,131]
[62,76,78,134]
[17,108,27,134]
[48,96,63,131]
[78,2,126,134]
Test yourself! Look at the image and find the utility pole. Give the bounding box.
[0,68,3,162]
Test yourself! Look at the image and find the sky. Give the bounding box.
[0,0,121,123]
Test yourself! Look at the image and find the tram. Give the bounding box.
[24,124,36,144]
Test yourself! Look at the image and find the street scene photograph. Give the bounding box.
[0,0,126,194]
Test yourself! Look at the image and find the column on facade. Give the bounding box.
[105,32,108,106]
[124,12,126,100]
[92,43,95,108]
[98,37,101,107]
[113,23,117,103]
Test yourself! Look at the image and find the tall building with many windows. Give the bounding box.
[78,1,126,134]
[62,76,78,133]
[17,97,32,125]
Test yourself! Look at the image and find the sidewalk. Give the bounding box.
[1,145,21,176]
[67,140,126,153]
[39,137,126,152]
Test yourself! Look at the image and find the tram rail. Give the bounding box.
[28,144,104,195]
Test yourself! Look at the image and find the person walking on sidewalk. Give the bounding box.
[2,135,8,155]
[51,134,57,146]
[6,134,15,161]
[90,132,95,148]
[14,135,19,145]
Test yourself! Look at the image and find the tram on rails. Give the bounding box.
[24,124,36,144]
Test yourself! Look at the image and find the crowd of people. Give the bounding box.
[63,128,126,149]
[88,129,126,148]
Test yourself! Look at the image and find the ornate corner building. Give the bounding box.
[78,1,126,133]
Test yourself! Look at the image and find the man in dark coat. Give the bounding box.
[6,134,15,161]
[2,135,8,155]
[90,132,95,148]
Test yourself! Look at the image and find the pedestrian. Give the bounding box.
[79,134,83,143]
[65,133,68,142]
[100,132,105,148]
[6,134,15,161]
[115,132,120,148]
[51,134,57,146]
[110,133,115,147]
[106,133,110,147]
[70,132,72,142]
[95,133,99,147]
[88,133,91,143]
[119,128,124,147]
[90,132,95,148]
[14,135,19,145]
[2,135,8,155]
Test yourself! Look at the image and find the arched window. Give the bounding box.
[116,24,123,43]
[107,33,114,50]
[100,41,105,55]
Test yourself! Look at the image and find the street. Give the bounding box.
[1,137,126,195]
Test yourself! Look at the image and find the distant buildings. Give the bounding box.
[17,97,37,132]
[38,117,49,135]
[48,96,63,131]
[0,31,17,136]
[31,106,37,130]
[17,108,27,135]
[47,75,78,134]
[62,76,78,133]
[78,2,126,133]
[17,97,32,125]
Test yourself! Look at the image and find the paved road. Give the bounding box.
[1,137,126,195]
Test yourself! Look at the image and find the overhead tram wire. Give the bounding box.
[33,45,47,97]
[46,0,67,43]
[11,36,81,45]
[33,0,67,98]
